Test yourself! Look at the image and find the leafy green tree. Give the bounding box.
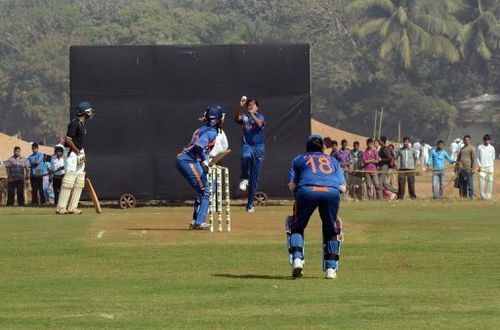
[456,0,500,60]
[86,1,234,45]
[0,1,84,139]
[0,0,497,144]
[347,0,462,69]
[337,82,458,141]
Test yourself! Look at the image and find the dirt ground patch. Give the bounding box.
[86,206,291,245]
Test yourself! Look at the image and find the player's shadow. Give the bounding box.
[212,273,295,280]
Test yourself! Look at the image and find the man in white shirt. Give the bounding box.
[50,144,65,204]
[422,142,432,168]
[412,140,421,163]
[477,134,495,200]
[450,138,461,161]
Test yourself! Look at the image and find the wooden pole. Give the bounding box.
[373,109,378,139]
[378,107,384,139]
[398,120,401,147]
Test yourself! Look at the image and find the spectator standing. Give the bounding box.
[413,140,422,162]
[27,143,46,205]
[397,137,419,199]
[388,144,397,166]
[334,139,352,196]
[323,137,332,152]
[450,138,461,162]
[350,141,364,200]
[388,144,398,187]
[330,140,338,156]
[362,138,381,199]
[378,136,397,193]
[456,135,477,199]
[427,140,455,199]
[477,135,495,200]
[5,146,29,206]
[422,141,432,167]
[50,145,65,204]
[41,154,54,203]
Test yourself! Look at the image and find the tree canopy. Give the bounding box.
[0,0,498,143]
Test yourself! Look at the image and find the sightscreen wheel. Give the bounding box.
[120,194,136,209]
[253,191,268,206]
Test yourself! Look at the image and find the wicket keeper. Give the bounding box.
[234,96,265,212]
[176,105,225,230]
[56,102,93,215]
[286,135,346,279]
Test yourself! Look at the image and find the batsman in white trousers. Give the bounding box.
[56,101,94,215]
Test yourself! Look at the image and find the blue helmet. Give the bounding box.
[306,134,324,152]
[204,105,225,126]
[76,101,94,119]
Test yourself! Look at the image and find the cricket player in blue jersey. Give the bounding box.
[176,105,225,230]
[234,96,265,212]
[286,135,346,279]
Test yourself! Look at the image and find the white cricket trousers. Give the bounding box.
[478,166,494,200]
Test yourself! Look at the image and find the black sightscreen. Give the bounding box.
[70,44,311,201]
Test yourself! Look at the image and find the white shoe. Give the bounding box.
[55,207,68,215]
[292,258,304,278]
[325,268,337,279]
[246,207,255,213]
[67,208,82,215]
[189,222,210,230]
[239,179,249,191]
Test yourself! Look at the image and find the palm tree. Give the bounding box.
[457,0,500,60]
[347,0,462,69]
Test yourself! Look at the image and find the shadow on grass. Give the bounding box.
[126,228,191,231]
[212,273,313,280]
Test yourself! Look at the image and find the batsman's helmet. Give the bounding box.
[76,101,94,119]
[204,105,225,126]
[306,134,324,152]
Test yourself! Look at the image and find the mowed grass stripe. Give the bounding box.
[0,202,499,329]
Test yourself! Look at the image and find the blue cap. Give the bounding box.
[306,134,324,151]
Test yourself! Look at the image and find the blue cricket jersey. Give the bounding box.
[239,112,265,146]
[180,125,218,161]
[288,152,346,190]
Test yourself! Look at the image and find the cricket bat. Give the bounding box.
[85,177,102,214]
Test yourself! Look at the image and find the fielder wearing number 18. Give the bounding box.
[286,135,346,279]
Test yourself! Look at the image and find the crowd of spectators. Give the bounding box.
[2,143,65,206]
[325,134,496,201]
[0,134,497,205]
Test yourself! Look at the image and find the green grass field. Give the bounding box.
[1,201,499,329]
